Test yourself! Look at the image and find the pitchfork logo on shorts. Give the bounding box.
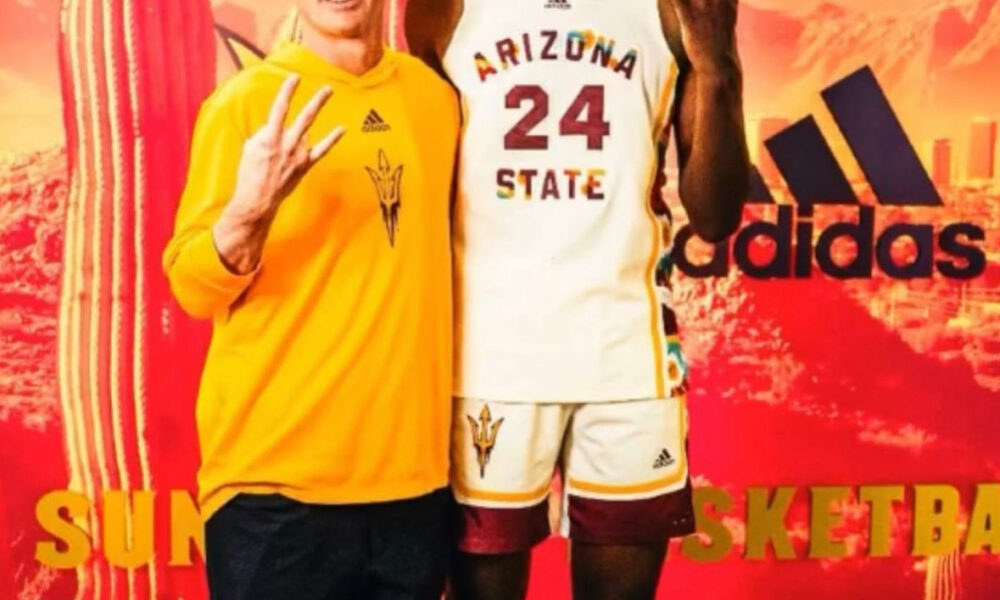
[365,149,404,247]
[468,405,504,478]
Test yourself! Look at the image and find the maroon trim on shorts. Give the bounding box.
[456,499,551,554]
[567,480,696,545]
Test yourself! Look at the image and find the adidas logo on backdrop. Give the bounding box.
[673,66,986,281]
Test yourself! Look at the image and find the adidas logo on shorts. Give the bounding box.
[362,109,390,133]
[652,448,675,469]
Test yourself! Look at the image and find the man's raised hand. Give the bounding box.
[231,75,345,218]
[214,75,345,275]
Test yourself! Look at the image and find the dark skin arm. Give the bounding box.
[661,0,750,242]
[403,0,462,79]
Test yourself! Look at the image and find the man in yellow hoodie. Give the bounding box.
[162,1,458,598]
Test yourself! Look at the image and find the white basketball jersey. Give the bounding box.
[443,0,690,402]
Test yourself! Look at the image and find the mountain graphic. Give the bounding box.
[740,0,1000,146]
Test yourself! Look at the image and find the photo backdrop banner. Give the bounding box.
[0,1,998,598]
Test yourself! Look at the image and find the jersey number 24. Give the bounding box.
[504,85,610,151]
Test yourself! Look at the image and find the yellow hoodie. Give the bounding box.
[163,42,458,519]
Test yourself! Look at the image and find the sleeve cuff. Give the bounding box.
[185,228,260,298]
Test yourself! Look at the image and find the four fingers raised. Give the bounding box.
[263,75,346,170]
[287,86,334,145]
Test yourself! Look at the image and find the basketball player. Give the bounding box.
[163,0,458,597]
[406,0,749,598]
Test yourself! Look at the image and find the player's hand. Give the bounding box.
[230,74,345,220]
[670,0,739,76]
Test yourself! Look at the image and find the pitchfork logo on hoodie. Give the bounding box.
[365,149,404,247]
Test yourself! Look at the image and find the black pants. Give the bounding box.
[205,489,452,600]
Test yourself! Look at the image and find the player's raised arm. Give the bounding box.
[662,0,750,242]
